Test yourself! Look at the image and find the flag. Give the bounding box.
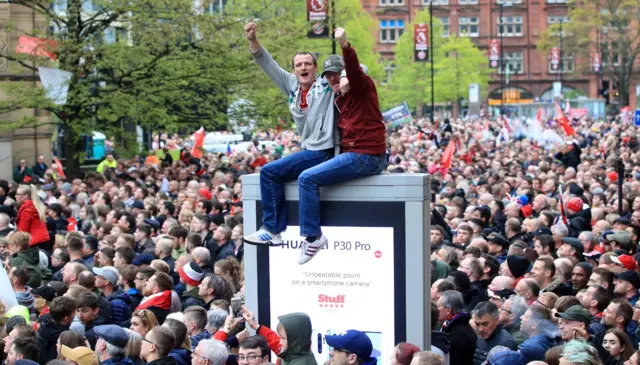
[440,140,456,177]
[191,127,205,159]
[557,184,568,225]
[16,36,57,61]
[554,102,576,136]
[502,116,512,134]
[53,156,65,179]
[226,143,232,156]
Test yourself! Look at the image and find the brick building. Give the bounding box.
[361,0,620,111]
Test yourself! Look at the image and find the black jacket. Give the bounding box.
[181,287,206,310]
[473,326,517,365]
[464,283,487,312]
[37,314,70,364]
[214,241,236,262]
[32,163,48,179]
[146,356,177,365]
[85,315,109,349]
[555,146,581,169]
[569,208,592,238]
[442,312,477,365]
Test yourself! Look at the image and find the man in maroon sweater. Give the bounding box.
[295,27,387,265]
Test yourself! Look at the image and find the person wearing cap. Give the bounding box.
[566,196,591,238]
[61,345,99,365]
[556,305,591,341]
[607,231,634,253]
[178,261,205,310]
[613,270,640,306]
[93,266,132,324]
[93,324,133,365]
[486,233,509,263]
[558,237,584,261]
[325,329,377,365]
[501,255,529,284]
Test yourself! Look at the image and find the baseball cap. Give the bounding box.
[92,266,119,286]
[94,325,130,348]
[143,218,160,230]
[487,233,509,248]
[561,237,584,254]
[611,255,637,271]
[60,346,98,365]
[325,330,374,361]
[615,217,632,227]
[606,231,632,246]
[321,55,345,77]
[554,305,590,325]
[614,271,640,289]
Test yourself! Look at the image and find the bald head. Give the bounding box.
[489,275,515,291]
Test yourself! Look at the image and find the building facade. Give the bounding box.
[361,0,623,111]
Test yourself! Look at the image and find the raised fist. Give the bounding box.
[244,22,257,40]
[335,27,347,47]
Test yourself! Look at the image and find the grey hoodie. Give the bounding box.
[252,45,337,152]
[277,312,317,365]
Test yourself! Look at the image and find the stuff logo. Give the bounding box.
[318,294,346,308]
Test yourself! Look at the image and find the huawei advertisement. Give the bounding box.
[269,226,395,365]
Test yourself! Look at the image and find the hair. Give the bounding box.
[119,264,138,288]
[439,290,465,313]
[57,330,87,359]
[588,285,609,312]
[123,329,142,359]
[18,184,46,222]
[163,318,189,350]
[106,341,126,357]
[536,256,556,277]
[138,267,156,280]
[239,336,270,358]
[116,246,135,265]
[119,234,136,249]
[184,306,208,331]
[150,259,170,274]
[435,279,457,294]
[197,339,229,365]
[151,271,174,291]
[67,236,85,253]
[472,301,499,319]
[535,234,555,251]
[509,296,528,325]
[191,247,210,266]
[49,296,76,323]
[528,303,558,337]
[546,345,564,365]
[560,340,601,365]
[612,299,633,327]
[168,225,189,241]
[137,223,152,238]
[291,51,318,68]
[132,310,159,333]
[206,308,229,333]
[555,296,581,313]
[75,291,99,309]
[11,337,40,362]
[214,257,243,290]
[605,329,635,361]
[148,326,176,358]
[11,265,29,286]
[187,233,202,249]
[411,351,444,365]
[523,278,541,298]
[394,342,421,365]
[8,232,30,251]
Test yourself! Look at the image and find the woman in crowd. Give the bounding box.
[15,184,50,250]
[130,309,159,337]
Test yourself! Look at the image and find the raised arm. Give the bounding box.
[245,22,297,96]
[335,28,368,92]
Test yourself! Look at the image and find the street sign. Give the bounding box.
[635,110,640,126]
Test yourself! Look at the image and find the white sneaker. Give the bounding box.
[298,235,328,265]
[244,228,284,246]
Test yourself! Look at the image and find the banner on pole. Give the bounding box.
[550,47,560,71]
[414,24,429,62]
[307,0,329,38]
[383,102,413,127]
[489,39,500,68]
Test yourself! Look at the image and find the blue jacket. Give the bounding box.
[488,350,527,365]
[100,356,134,365]
[191,330,212,350]
[169,349,191,365]
[181,288,205,311]
[474,326,517,365]
[214,241,236,262]
[107,287,132,324]
[519,334,562,362]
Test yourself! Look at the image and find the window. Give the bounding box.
[459,0,478,4]
[207,0,227,15]
[547,15,569,24]
[459,17,479,37]
[380,0,404,5]
[546,0,567,3]
[380,19,405,43]
[497,0,521,4]
[601,42,621,66]
[498,16,523,36]
[104,27,129,44]
[498,52,524,74]
[439,17,449,36]
[548,53,574,73]
[423,0,448,4]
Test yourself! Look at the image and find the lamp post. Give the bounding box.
[498,1,512,118]
[559,18,564,96]
[430,0,434,125]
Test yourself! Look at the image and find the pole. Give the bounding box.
[559,20,563,95]
[499,4,504,119]
[331,0,336,54]
[429,1,434,125]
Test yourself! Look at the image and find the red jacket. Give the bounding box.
[336,44,387,156]
[16,200,50,246]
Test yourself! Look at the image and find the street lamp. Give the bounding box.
[559,18,565,96]
[499,0,512,119]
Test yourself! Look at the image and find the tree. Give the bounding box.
[538,0,640,106]
[380,9,489,110]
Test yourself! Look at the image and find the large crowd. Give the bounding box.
[1,20,640,365]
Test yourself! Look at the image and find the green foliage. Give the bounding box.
[380,9,489,110]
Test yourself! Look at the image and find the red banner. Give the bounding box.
[414,24,429,62]
[307,0,328,38]
[555,102,576,136]
[592,53,601,73]
[191,127,205,159]
[16,36,57,61]
[53,156,65,179]
[550,47,560,71]
[489,39,500,68]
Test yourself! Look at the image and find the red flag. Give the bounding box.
[53,156,66,179]
[191,127,205,159]
[554,102,576,136]
[136,290,172,311]
[536,108,542,122]
[502,116,512,134]
[16,36,57,61]
[439,140,456,177]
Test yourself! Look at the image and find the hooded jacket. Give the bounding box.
[181,287,205,311]
[277,313,317,365]
[10,247,43,288]
[37,313,71,364]
[168,349,191,365]
[16,199,49,246]
[107,287,132,324]
[431,331,451,365]
[441,312,477,365]
[488,350,528,365]
[433,260,451,280]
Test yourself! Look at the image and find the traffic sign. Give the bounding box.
[635,110,640,126]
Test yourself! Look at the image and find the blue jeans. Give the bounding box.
[260,149,333,234]
[298,152,387,237]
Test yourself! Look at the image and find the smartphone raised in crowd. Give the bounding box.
[231,297,243,319]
